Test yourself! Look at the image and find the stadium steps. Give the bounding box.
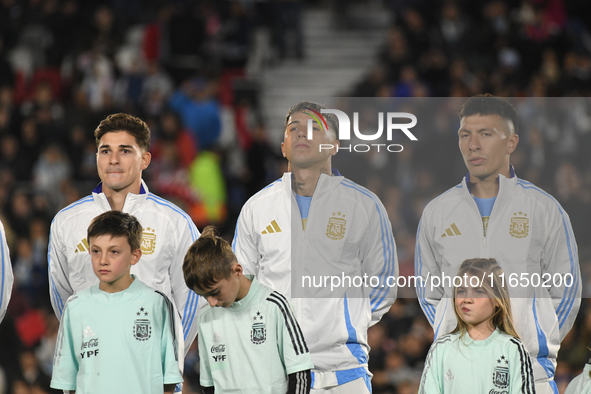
[259,5,390,145]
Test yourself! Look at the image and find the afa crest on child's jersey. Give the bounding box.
[141,227,157,255]
[492,355,509,390]
[251,311,266,345]
[509,212,529,239]
[133,307,152,341]
[326,212,346,240]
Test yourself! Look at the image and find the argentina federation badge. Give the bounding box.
[492,355,509,390]
[326,212,346,240]
[509,212,529,239]
[133,307,152,341]
[251,311,266,345]
[141,227,157,255]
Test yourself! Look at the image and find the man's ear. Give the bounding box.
[507,134,519,155]
[281,142,286,158]
[141,151,151,170]
[329,140,340,157]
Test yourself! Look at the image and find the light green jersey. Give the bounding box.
[419,329,535,394]
[51,276,182,393]
[565,364,591,394]
[198,277,314,393]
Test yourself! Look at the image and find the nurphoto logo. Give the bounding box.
[304,107,418,153]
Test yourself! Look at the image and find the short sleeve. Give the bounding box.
[159,295,183,385]
[267,292,314,375]
[418,338,445,394]
[198,319,214,387]
[50,300,79,390]
[507,337,535,394]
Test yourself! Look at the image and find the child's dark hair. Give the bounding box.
[94,113,151,151]
[87,211,142,252]
[183,226,237,291]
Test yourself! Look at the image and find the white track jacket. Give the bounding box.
[415,170,581,384]
[48,181,201,353]
[1,220,13,323]
[233,172,398,389]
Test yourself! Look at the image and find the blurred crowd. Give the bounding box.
[354,0,591,98]
[0,0,590,393]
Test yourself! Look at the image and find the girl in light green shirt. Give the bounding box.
[419,258,536,394]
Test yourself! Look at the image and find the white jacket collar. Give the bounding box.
[462,165,517,197]
[282,172,344,197]
[92,180,149,212]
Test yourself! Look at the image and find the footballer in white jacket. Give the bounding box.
[48,114,201,358]
[233,102,398,393]
[0,219,13,323]
[415,95,581,394]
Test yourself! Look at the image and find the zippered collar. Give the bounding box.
[463,165,516,196]
[282,169,344,197]
[91,180,149,212]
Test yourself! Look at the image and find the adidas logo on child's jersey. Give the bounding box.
[83,326,95,338]
[444,368,454,381]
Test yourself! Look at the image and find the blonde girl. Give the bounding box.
[419,258,536,393]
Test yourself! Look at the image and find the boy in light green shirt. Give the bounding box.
[51,211,182,394]
[183,226,314,394]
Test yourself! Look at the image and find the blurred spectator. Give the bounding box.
[32,144,71,210]
[64,124,89,181]
[166,4,206,84]
[0,35,15,88]
[168,77,221,150]
[274,0,304,60]
[18,350,53,393]
[391,64,427,97]
[400,7,430,62]
[151,111,197,169]
[79,5,122,59]
[18,118,42,176]
[379,27,411,83]
[437,1,468,56]
[35,310,59,378]
[7,189,33,238]
[13,238,44,304]
[220,1,251,69]
[187,151,227,227]
[0,135,29,181]
[140,61,174,116]
[77,49,115,113]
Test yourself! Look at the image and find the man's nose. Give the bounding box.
[469,136,481,151]
[296,124,308,139]
[109,151,120,163]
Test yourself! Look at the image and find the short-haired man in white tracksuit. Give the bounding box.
[233,101,398,394]
[415,95,581,394]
